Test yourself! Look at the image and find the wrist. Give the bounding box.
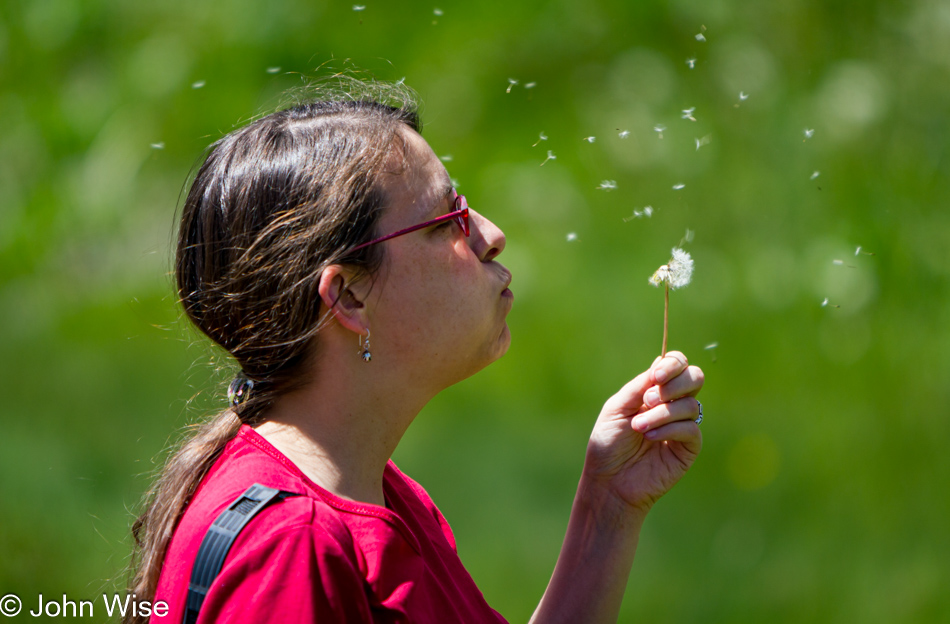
[575,471,650,531]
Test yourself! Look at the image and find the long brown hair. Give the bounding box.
[125,85,421,623]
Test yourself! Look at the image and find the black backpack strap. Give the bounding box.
[183,483,299,624]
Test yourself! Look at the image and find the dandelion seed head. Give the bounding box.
[650,248,694,289]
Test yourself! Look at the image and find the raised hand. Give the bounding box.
[584,351,704,515]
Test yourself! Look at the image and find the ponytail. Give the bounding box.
[124,410,241,624]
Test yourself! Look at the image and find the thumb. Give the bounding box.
[601,368,654,419]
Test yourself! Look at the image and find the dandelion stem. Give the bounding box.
[662,283,669,357]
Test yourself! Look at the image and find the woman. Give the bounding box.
[127,86,704,624]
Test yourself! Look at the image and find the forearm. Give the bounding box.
[529,474,647,624]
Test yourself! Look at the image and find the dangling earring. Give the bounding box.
[358,329,372,363]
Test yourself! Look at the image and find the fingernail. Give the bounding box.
[654,368,667,384]
[644,387,660,406]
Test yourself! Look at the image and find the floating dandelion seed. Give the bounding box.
[705,341,719,361]
[832,259,844,266]
[673,183,685,190]
[532,132,548,147]
[524,82,536,89]
[506,78,518,93]
[804,128,815,140]
[192,81,206,89]
[695,33,706,42]
[395,77,406,85]
[695,135,711,150]
[686,58,696,69]
[739,91,749,101]
[266,67,281,74]
[821,297,840,308]
[654,124,666,138]
[450,178,460,188]
[618,130,630,139]
[150,142,165,149]
[540,150,556,166]
[682,107,697,121]
[597,180,618,191]
[623,206,653,221]
[433,8,443,15]
[811,171,820,180]
[855,246,861,256]
[353,4,366,10]
[566,232,578,242]
[583,136,596,143]
[439,154,453,162]
[681,227,694,244]
[649,248,695,356]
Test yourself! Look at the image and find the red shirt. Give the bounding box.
[153,425,508,623]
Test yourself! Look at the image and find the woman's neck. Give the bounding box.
[254,350,434,507]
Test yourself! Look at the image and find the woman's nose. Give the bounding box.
[469,209,506,262]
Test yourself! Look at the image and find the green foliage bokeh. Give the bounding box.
[1,0,949,622]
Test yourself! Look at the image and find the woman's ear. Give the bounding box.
[318,265,371,335]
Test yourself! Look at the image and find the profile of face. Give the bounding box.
[364,129,512,388]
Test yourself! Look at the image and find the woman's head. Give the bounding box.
[176,97,421,420]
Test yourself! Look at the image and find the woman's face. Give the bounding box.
[367,128,512,388]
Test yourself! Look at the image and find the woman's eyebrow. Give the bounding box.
[428,181,455,216]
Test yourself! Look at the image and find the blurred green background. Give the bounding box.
[2,0,949,621]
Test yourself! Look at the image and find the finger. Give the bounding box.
[632,396,700,434]
[643,366,705,407]
[652,351,689,385]
[643,420,702,456]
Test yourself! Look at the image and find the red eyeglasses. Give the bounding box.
[349,193,470,252]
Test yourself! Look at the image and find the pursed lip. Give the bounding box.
[497,265,512,293]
